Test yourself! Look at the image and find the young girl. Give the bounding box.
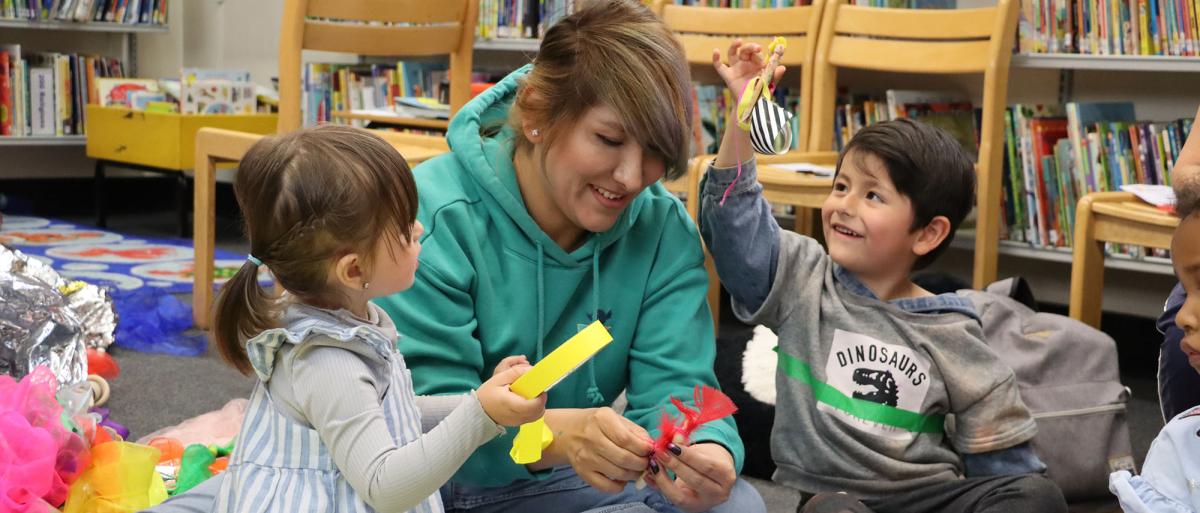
[206,124,546,513]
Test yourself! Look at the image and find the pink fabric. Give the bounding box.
[0,367,91,511]
[135,399,247,448]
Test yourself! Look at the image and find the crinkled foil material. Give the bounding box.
[0,245,115,385]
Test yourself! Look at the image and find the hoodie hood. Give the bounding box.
[445,65,653,405]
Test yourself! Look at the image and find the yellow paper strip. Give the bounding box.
[509,320,614,463]
[510,321,613,399]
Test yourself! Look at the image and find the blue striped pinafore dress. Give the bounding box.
[214,305,443,513]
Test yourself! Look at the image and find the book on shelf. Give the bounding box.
[0,44,13,136]
[475,0,953,41]
[665,0,947,7]
[691,83,804,157]
[1,0,168,25]
[830,88,979,158]
[95,77,155,106]
[181,69,254,115]
[0,44,123,138]
[303,60,501,127]
[1018,0,1200,56]
[1002,101,1189,257]
[477,0,536,40]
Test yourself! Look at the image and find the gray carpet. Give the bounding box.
[90,211,1154,513]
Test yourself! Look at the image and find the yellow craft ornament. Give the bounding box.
[736,36,788,131]
[508,321,614,464]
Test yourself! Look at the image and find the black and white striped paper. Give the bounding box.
[749,96,793,155]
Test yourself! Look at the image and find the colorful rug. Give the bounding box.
[0,214,271,294]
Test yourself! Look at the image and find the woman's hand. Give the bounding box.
[646,442,738,513]
[535,408,655,494]
[711,39,786,103]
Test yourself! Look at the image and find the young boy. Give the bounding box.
[1109,172,1200,513]
[700,118,1066,513]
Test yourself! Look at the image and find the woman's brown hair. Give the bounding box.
[511,0,693,180]
[211,124,418,375]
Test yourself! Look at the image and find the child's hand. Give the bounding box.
[477,364,547,427]
[492,355,530,376]
[712,39,786,104]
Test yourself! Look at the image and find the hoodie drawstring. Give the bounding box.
[536,242,545,363]
[585,251,605,406]
[534,240,604,407]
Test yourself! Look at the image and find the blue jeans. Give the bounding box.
[440,466,766,513]
[1159,283,1200,420]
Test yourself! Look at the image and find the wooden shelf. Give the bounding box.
[331,111,449,131]
[950,229,1174,275]
[0,135,87,146]
[0,18,167,33]
[474,38,540,52]
[1012,53,1200,72]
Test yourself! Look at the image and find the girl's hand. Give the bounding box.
[493,355,530,376]
[477,366,546,427]
[711,39,786,103]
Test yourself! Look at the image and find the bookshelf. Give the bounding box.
[0,135,86,146]
[0,19,167,33]
[1013,53,1200,72]
[951,229,1174,275]
[0,18,166,144]
[474,38,540,53]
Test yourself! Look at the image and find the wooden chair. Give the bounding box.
[191,0,477,328]
[654,0,825,222]
[762,0,1019,289]
[1068,192,1179,328]
[326,5,478,133]
[653,0,826,329]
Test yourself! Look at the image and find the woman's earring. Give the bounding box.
[362,282,370,290]
[530,129,540,137]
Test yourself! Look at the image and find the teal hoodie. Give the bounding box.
[375,65,743,488]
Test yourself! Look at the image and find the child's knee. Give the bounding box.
[798,492,873,513]
[1007,475,1067,513]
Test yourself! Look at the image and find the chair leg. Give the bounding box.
[94,160,107,228]
[793,206,814,237]
[1069,199,1105,329]
[193,156,218,330]
[176,173,191,238]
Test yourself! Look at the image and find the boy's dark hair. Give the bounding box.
[1175,170,1200,220]
[836,118,976,270]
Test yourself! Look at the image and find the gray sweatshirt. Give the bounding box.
[700,160,1038,497]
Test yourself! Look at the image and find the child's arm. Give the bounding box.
[699,157,779,314]
[700,41,830,321]
[939,326,1041,466]
[289,346,505,512]
[961,442,1046,477]
[413,394,468,432]
[699,40,790,314]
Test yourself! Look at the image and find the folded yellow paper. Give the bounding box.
[509,320,614,464]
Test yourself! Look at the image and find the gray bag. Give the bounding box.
[958,278,1136,501]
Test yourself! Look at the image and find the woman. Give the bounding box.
[375,1,767,512]
[148,2,767,512]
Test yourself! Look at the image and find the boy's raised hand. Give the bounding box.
[477,358,546,427]
[712,39,786,103]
